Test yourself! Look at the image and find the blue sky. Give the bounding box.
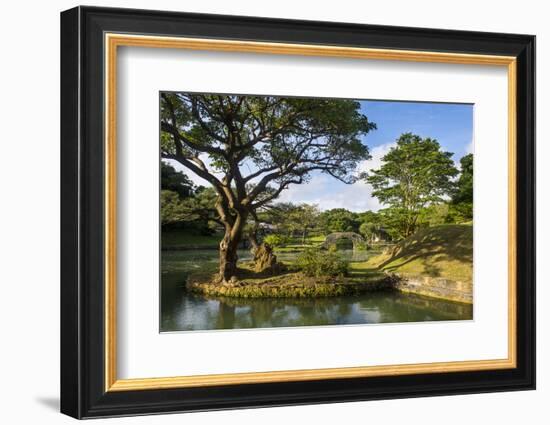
[358,100,473,160]
[169,99,473,212]
[277,99,473,212]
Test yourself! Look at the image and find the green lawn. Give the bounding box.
[162,231,326,250]
[361,224,473,281]
[273,235,326,252]
[162,230,222,249]
[306,235,326,243]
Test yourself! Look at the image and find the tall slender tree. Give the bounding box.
[365,133,458,237]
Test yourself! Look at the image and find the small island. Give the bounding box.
[184,224,472,304]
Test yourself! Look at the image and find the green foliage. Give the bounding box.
[373,208,411,240]
[160,181,220,233]
[161,161,195,198]
[264,203,320,242]
[296,248,349,278]
[453,154,473,204]
[160,190,189,226]
[353,241,369,251]
[188,278,391,298]
[359,222,377,240]
[288,204,321,243]
[319,208,361,233]
[450,154,473,222]
[418,203,450,227]
[365,133,459,237]
[161,231,221,249]
[446,202,473,224]
[357,211,382,226]
[161,94,376,185]
[263,234,292,247]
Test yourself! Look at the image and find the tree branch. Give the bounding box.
[251,177,304,209]
[160,121,226,157]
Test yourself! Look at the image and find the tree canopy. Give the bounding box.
[365,133,458,237]
[319,208,361,233]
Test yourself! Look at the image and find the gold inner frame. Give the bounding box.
[104,33,517,392]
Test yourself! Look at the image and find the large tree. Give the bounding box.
[365,133,458,237]
[160,93,375,283]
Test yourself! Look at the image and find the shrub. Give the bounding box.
[355,242,369,251]
[263,234,291,247]
[296,248,349,278]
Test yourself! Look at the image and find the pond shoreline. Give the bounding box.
[161,248,473,332]
[187,270,398,298]
[187,271,472,305]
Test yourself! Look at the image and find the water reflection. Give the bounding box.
[161,249,472,332]
[162,291,472,331]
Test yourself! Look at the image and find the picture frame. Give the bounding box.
[60,5,535,419]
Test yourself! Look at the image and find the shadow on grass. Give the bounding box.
[378,225,473,278]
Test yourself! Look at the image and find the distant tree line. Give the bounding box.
[160,162,220,235]
[162,139,473,243]
[254,135,473,242]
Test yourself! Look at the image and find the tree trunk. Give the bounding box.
[218,233,239,284]
[218,215,246,284]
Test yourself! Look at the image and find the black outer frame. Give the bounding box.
[60,5,536,419]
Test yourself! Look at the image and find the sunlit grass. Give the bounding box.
[361,224,473,281]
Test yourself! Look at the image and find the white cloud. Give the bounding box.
[357,141,396,176]
[278,142,396,212]
[164,142,396,213]
[277,174,382,212]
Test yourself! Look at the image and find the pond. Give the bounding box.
[160,249,473,332]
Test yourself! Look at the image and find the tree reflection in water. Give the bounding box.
[162,291,472,332]
[160,249,472,332]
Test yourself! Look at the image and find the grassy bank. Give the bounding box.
[272,235,326,252]
[161,230,222,249]
[362,224,473,282]
[162,230,327,251]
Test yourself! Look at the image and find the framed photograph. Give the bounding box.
[60,6,535,419]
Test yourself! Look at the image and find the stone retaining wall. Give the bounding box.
[395,275,472,304]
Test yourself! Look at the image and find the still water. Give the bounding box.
[161,249,473,332]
